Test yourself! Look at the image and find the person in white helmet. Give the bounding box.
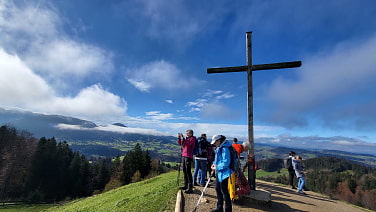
[210,135,234,212]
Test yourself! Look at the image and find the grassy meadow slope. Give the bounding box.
[46,171,179,212]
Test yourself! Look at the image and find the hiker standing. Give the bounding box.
[292,155,306,195]
[206,143,215,179]
[230,138,251,199]
[232,139,251,156]
[287,151,296,189]
[177,129,196,194]
[211,135,234,212]
[231,138,242,156]
[193,133,210,186]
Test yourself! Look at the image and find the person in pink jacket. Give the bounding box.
[177,129,196,193]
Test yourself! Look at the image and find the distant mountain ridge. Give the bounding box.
[1,107,375,166]
[112,123,127,127]
[253,144,376,167]
[0,107,97,137]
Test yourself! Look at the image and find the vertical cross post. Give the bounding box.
[207,31,301,191]
[246,31,256,190]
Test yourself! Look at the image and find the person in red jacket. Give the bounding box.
[232,138,250,156]
[177,129,196,193]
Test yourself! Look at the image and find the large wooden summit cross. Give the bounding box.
[207,31,301,190]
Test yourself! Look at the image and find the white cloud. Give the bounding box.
[127,79,151,93]
[264,35,376,129]
[118,0,230,48]
[56,123,169,136]
[272,134,376,155]
[186,98,208,112]
[0,48,53,105]
[165,99,173,104]
[0,1,125,123]
[0,1,114,90]
[48,84,127,120]
[143,110,196,121]
[0,48,126,122]
[0,1,59,42]
[203,90,225,98]
[216,92,235,100]
[186,90,234,112]
[57,121,376,155]
[26,39,114,80]
[200,103,233,120]
[125,117,249,138]
[145,111,174,120]
[126,60,200,92]
[185,89,237,120]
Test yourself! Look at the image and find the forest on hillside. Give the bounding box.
[2,125,376,210]
[0,125,170,203]
[257,157,376,211]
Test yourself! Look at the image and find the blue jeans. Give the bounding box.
[298,176,305,192]
[193,159,207,185]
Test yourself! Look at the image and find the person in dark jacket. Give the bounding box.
[288,151,296,189]
[193,133,210,186]
[292,155,306,195]
[177,129,196,193]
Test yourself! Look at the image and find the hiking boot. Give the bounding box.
[184,189,193,194]
[211,208,223,212]
[179,186,187,190]
[298,190,306,195]
[193,182,199,186]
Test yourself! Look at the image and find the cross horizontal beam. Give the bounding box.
[207,61,301,74]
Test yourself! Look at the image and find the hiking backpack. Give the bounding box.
[228,146,241,174]
[192,138,199,155]
[193,137,209,156]
[284,157,292,169]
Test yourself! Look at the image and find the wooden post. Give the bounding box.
[246,32,256,189]
[207,31,301,191]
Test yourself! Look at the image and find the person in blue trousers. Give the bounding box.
[292,155,306,195]
[193,134,210,186]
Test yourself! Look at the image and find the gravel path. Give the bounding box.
[182,178,368,212]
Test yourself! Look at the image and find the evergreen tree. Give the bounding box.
[28,137,59,200]
[69,152,83,198]
[121,153,133,185]
[79,155,92,196]
[93,158,111,191]
[121,143,152,185]
[347,178,357,194]
[55,141,74,199]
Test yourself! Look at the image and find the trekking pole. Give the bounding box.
[192,172,212,212]
[177,148,182,186]
[176,162,181,186]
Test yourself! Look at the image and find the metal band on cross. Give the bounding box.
[207,31,301,190]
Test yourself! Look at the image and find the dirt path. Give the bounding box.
[183,178,368,212]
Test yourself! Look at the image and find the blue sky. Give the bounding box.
[1,0,376,155]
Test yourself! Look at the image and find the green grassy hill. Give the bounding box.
[0,171,179,212]
[46,171,179,212]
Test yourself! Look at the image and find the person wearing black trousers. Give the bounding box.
[288,151,296,189]
[177,130,197,194]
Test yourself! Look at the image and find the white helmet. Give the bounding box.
[211,134,226,144]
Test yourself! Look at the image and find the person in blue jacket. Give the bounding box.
[210,134,234,212]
